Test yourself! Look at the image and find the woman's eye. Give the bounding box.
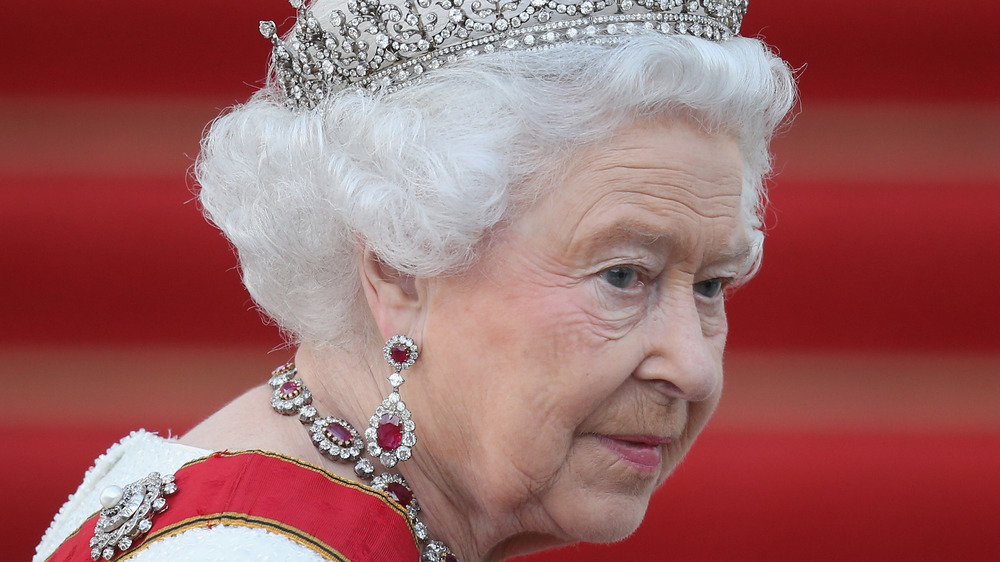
[600,266,639,289]
[694,278,725,298]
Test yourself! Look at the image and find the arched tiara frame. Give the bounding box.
[260,0,749,110]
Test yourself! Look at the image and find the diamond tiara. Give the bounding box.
[260,0,749,109]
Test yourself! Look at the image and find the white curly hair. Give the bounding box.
[195,5,796,347]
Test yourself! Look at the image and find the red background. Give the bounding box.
[2,1,998,560]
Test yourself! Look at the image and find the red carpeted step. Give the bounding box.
[726,180,1000,351]
[0,175,279,346]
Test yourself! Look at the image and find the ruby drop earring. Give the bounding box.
[364,335,419,470]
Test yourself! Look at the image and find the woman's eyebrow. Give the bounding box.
[584,218,753,267]
[712,244,753,264]
[586,219,668,247]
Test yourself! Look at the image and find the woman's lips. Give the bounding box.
[596,434,671,472]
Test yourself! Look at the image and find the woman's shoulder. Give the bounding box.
[36,435,418,561]
[33,430,210,561]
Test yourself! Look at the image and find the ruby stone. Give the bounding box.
[278,380,300,399]
[376,414,403,450]
[390,344,409,364]
[386,482,413,507]
[325,422,353,446]
[445,554,458,562]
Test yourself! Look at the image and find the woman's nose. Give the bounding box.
[633,288,724,402]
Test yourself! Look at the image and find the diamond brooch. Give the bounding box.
[89,472,177,561]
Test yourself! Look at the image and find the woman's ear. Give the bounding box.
[358,247,424,340]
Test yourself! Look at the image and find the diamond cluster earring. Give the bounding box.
[366,335,419,470]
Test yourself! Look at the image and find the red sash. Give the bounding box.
[47,450,421,561]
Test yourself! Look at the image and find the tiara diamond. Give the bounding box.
[261,0,748,109]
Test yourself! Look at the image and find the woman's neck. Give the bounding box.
[182,344,553,561]
[298,345,488,560]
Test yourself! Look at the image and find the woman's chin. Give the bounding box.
[576,511,647,544]
[550,492,651,545]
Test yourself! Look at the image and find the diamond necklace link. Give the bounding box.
[259,0,749,108]
[269,362,458,562]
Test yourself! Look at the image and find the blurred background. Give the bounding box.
[2,0,998,560]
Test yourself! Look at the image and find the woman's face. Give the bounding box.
[410,119,747,551]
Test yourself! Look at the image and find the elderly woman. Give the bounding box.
[36,0,794,560]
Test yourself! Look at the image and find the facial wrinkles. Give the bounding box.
[568,392,690,500]
[560,148,743,258]
[555,137,736,364]
[424,124,745,556]
[419,281,585,552]
[456,246,613,454]
[490,217,636,345]
[504,141,744,379]
[493,273,700,500]
[574,202,740,343]
[558,145,735,452]
[582,379,686,436]
[467,279,634,514]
